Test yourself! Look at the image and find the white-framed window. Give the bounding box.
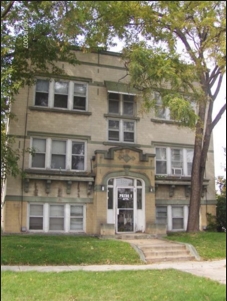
[154,92,196,120]
[34,79,88,111]
[108,93,135,116]
[154,92,170,120]
[156,206,167,225]
[172,206,184,230]
[70,205,84,231]
[28,203,85,232]
[108,119,135,143]
[31,138,86,171]
[32,138,46,168]
[29,204,44,230]
[155,147,194,176]
[156,205,188,231]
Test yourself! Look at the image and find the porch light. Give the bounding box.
[150,185,154,192]
[101,185,105,191]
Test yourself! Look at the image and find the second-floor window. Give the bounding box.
[31,138,86,171]
[156,147,193,176]
[108,120,135,143]
[35,79,88,111]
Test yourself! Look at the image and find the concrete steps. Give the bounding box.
[141,243,196,263]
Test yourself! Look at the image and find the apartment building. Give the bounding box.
[2,49,216,235]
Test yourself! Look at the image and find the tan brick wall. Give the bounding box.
[200,204,216,230]
[3,201,27,233]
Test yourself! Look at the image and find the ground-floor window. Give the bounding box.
[156,205,188,231]
[28,203,85,232]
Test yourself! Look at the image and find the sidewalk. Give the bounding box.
[2,259,226,284]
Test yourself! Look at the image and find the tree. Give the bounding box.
[75,1,225,232]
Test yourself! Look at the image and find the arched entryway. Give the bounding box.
[107,177,145,233]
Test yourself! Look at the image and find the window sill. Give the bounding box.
[151,118,180,125]
[29,106,92,116]
[104,114,140,121]
[24,168,95,180]
[103,141,141,148]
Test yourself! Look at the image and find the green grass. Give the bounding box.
[1,270,225,301]
[1,235,142,265]
[165,232,226,260]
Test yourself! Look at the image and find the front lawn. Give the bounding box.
[1,270,225,301]
[165,232,226,260]
[1,235,142,265]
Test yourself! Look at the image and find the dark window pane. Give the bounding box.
[108,187,113,209]
[49,218,64,230]
[108,178,114,185]
[29,217,43,230]
[109,100,119,114]
[35,93,48,106]
[51,155,66,169]
[54,94,68,108]
[172,218,184,229]
[72,143,84,155]
[72,156,84,170]
[124,132,134,142]
[137,180,142,186]
[32,154,45,168]
[73,96,86,110]
[137,188,142,209]
[123,102,134,115]
[109,93,119,100]
[123,95,134,101]
[109,120,119,129]
[109,131,119,141]
[156,161,167,174]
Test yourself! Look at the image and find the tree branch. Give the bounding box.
[1,1,14,19]
[211,103,226,131]
[212,74,223,101]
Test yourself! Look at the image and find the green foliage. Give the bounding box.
[216,195,226,230]
[206,213,217,232]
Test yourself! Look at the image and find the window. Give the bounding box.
[29,204,43,230]
[108,119,135,143]
[54,81,68,108]
[31,138,86,171]
[72,142,85,170]
[172,206,184,230]
[29,204,85,232]
[155,92,169,119]
[156,206,167,225]
[156,148,167,174]
[35,79,49,106]
[32,138,46,168]
[155,147,193,176]
[171,149,183,175]
[186,149,193,175]
[108,93,134,116]
[49,205,64,230]
[70,205,84,230]
[51,140,66,169]
[35,79,88,111]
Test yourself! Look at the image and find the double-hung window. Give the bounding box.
[29,204,44,230]
[172,206,184,230]
[156,206,167,225]
[108,120,135,143]
[29,203,85,232]
[155,147,193,176]
[35,79,88,111]
[31,138,86,171]
[108,93,135,143]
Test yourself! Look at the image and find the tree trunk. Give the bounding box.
[187,99,207,232]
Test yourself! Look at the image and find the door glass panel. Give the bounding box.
[117,188,133,232]
[116,178,133,186]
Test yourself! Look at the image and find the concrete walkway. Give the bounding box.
[2,259,226,284]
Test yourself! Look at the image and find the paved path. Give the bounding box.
[2,259,226,284]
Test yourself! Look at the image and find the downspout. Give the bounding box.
[20,83,31,231]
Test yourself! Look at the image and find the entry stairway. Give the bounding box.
[112,234,199,263]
